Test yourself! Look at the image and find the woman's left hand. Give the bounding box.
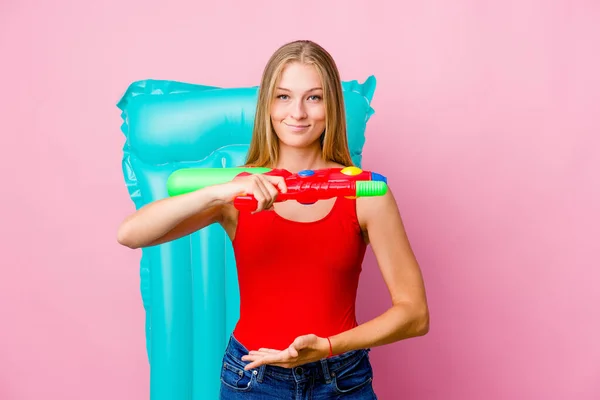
[242,334,330,370]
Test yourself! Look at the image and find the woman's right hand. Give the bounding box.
[216,173,288,212]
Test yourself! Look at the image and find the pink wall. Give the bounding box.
[1,1,598,399]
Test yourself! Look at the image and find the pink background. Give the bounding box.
[1,1,598,399]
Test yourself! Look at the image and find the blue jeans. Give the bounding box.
[219,335,378,399]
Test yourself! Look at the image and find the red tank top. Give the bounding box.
[231,196,367,352]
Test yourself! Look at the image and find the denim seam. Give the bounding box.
[329,350,367,375]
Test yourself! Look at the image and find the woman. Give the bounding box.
[118,40,429,399]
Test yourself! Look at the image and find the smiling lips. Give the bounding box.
[285,123,310,132]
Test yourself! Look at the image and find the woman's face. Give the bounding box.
[270,62,326,149]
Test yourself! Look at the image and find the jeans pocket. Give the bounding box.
[220,358,254,392]
[332,351,374,394]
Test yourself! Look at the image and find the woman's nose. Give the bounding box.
[290,101,308,120]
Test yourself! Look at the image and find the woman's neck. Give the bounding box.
[276,143,328,173]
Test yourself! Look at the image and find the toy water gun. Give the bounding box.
[167,166,388,212]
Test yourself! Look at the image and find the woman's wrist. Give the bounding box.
[319,336,334,359]
[208,182,244,205]
[189,183,235,207]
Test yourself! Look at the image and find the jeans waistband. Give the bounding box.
[225,334,370,383]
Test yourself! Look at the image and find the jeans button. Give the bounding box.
[295,367,303,375]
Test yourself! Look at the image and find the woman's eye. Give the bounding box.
[276,94,321,101]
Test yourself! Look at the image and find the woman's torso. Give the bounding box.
[221,193,369,351]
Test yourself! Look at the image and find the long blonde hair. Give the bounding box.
[245,40,354,168]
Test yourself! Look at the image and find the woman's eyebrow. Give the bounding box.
[276,87,323,92]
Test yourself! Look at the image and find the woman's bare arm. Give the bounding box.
[117,187,227,249]
[116,173,287,249]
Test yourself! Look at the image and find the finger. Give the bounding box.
[256,176,275,211]
[241,348,282,362]
[261,175,281,197]
[243,348,281,358]
[244,354,277,371]
[241,354,264,362]
[247,350,273,357]
[293,335,308,350]
[257,175,278,208]
[287,344,299,358]
[251,192,265,213]
[265,175,288,193]
[251,177,269,212]
[258,348,280,353]
[245,349,293,370]
[264,181,280,205]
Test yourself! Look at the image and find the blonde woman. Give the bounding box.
[118,40,429,399]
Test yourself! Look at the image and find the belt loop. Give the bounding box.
[320,359,332,383]
[256,364,266,383]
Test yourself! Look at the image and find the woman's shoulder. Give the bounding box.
[355,177,399,239]
[326,162,346,169]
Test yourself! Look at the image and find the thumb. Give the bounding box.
[290,336,309,357]
[288,344,299,358]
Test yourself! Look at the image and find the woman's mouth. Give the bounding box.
[285,123,310,132]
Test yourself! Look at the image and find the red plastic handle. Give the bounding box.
[233,195,259,212]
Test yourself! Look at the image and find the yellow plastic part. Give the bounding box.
[341,166,363,176]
